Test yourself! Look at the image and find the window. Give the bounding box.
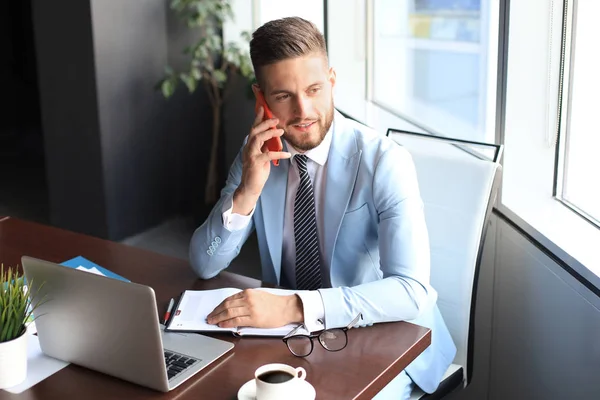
[255,0,324,32]
[327,0,370,123]
[371,0,499,143]
[556,0,600,225]
[224,0,324,50]
[502,0,600,270]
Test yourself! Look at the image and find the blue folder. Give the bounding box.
[60,256,130,282]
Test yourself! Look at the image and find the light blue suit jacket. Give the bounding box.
[190,111,456,393]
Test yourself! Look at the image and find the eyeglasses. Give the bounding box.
[282,313,362,357]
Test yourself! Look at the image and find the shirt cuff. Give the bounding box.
[296,291,325,333]
[221,194,255,232]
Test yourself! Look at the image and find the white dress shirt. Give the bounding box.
[221,121,335,332]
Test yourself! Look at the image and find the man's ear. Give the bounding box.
[329,67,337,89]
[251,83,261,96]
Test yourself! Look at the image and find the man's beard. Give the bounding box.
[283,99,334,152]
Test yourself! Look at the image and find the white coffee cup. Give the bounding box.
[254,363,307,400]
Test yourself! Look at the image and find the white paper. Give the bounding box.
[169,288,240,332]
[75,266,105,276]
[2,335,70,394]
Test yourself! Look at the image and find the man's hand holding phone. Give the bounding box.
[255,91,284,166]
[232,105,291,216]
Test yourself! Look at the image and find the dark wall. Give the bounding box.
[33,0,108,237]
[2,0,41,135]
[164,2,214,217]
[32,0,213,240]
[0,2,11,122]
[452,213,600,400]
[0,1,49,225]
[222,74,255,170]
[90,0,212,239]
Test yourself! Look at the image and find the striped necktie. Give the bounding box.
[293,154,322,290]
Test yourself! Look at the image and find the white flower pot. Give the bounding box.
[0,330,28,389]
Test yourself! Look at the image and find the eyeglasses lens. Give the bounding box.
[287,336,312,356]
[319,329,347,351]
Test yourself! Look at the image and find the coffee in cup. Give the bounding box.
[254,363,307,400]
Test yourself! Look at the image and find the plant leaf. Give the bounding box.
[191,67,202,80]
[213,70,227,86]
[0,265,44,342]
[161,79,176,98]
[158,0,255,104]
[180,73,198,92]
[240,31,251,42]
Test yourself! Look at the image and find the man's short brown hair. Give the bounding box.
[250,17,327,84]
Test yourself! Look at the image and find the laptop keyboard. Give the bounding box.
[164,350,200,380]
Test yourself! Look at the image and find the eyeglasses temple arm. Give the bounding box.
[347,313,363,329]
[283,323,305,339]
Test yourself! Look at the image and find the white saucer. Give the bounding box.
[237,378,316,400]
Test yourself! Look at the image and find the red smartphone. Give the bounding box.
[254,90,283,166]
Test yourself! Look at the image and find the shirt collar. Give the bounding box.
[285,117,335,167]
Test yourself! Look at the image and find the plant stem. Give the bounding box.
[205,100,221,204]
[202,73,217,107]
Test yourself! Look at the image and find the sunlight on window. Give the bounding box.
[258,0,324,32]
[372,0,498,143]
[560,0,600,224]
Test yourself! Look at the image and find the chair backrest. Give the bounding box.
[387,129,502,384]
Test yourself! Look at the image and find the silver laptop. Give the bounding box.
[22,256,234,392]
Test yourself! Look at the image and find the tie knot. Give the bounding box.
[295,154,309,173]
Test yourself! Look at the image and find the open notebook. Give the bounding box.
[164,287,303,337]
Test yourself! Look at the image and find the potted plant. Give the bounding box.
[0,265,40,388]
[158,0,255,205]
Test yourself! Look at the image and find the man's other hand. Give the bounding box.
[206,289,304,329]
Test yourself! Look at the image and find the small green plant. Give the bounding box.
[158,0,256,204]
[0,265,41,342]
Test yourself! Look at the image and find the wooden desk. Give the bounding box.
[0,217,431,399]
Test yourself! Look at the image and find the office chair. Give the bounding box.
[386,129,503,400]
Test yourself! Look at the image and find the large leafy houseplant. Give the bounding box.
[158,0,255,205]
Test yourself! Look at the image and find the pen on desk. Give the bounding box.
[163,298,174,325]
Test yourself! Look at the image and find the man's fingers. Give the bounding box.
[217,316,254,329]
[252,106,264,127]
[226,291,246,301]
[260,151,292,163]
[207,295,245,319]
[207,301,248,324]
[251,118,279,138]
[250,128,284,150]
[246,128,284,157]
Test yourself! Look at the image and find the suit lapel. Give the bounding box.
[323,112,362,270]
[259,151,289,283]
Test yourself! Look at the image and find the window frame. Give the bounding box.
[553,0,600,229]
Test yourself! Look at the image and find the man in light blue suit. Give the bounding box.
[190,17,456,398]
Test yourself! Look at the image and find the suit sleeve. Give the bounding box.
[189,146,255,279]
[318,145,436,328]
